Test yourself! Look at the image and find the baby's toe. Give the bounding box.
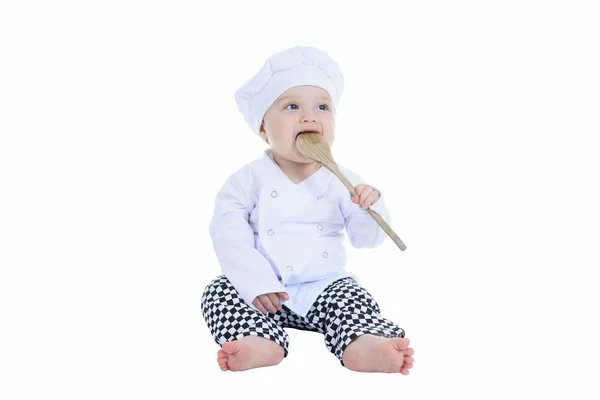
[222,341,238,354]
[217,357,229,371]
[391,338,410,351]
[226,355,242,371]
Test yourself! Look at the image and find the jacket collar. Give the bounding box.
[257,148,333,193]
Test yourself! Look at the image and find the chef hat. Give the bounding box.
[234,46,345,136]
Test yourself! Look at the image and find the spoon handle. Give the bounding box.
[328,163,407,251]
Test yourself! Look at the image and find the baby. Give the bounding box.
[201,46,414,374]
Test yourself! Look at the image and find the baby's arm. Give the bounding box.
[338,165,391,249]
[209,172,287,309]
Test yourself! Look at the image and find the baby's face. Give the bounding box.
[260,85,335,164]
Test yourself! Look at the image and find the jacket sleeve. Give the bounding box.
[338,165,392,249]
[209,173,286,307]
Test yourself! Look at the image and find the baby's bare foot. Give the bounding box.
[216,335,284,372]
[342,335,414,374]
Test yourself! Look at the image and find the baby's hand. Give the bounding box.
[351,183,380,209]
[252,292,289,314]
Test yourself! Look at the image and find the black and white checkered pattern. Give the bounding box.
[201,275,405,365]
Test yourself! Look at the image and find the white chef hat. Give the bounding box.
[234,46,345,136]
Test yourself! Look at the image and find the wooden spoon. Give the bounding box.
[295,131,407,251]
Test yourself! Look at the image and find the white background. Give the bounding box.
[1,0,599,398]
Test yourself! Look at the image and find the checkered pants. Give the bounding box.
[201,275,405,366]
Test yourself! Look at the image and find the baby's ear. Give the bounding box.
[259,122,269,143]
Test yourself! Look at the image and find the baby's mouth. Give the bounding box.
[295,131,320,140]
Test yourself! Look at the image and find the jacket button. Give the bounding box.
[286,265,293,271]
[271,191,278,198]
[317,224,323,230]
[267,229,274,236]
[317,195,323,200]
[323,252,328,258]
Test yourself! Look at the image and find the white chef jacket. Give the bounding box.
[208,148,391,318]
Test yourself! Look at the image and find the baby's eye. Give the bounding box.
[285,103,299,110]
[319,104,330,111]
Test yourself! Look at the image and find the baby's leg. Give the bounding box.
[201,275,288,371]
[307,278,414,374]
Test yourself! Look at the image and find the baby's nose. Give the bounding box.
[302,114,317,123]
[301,109,318,122]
